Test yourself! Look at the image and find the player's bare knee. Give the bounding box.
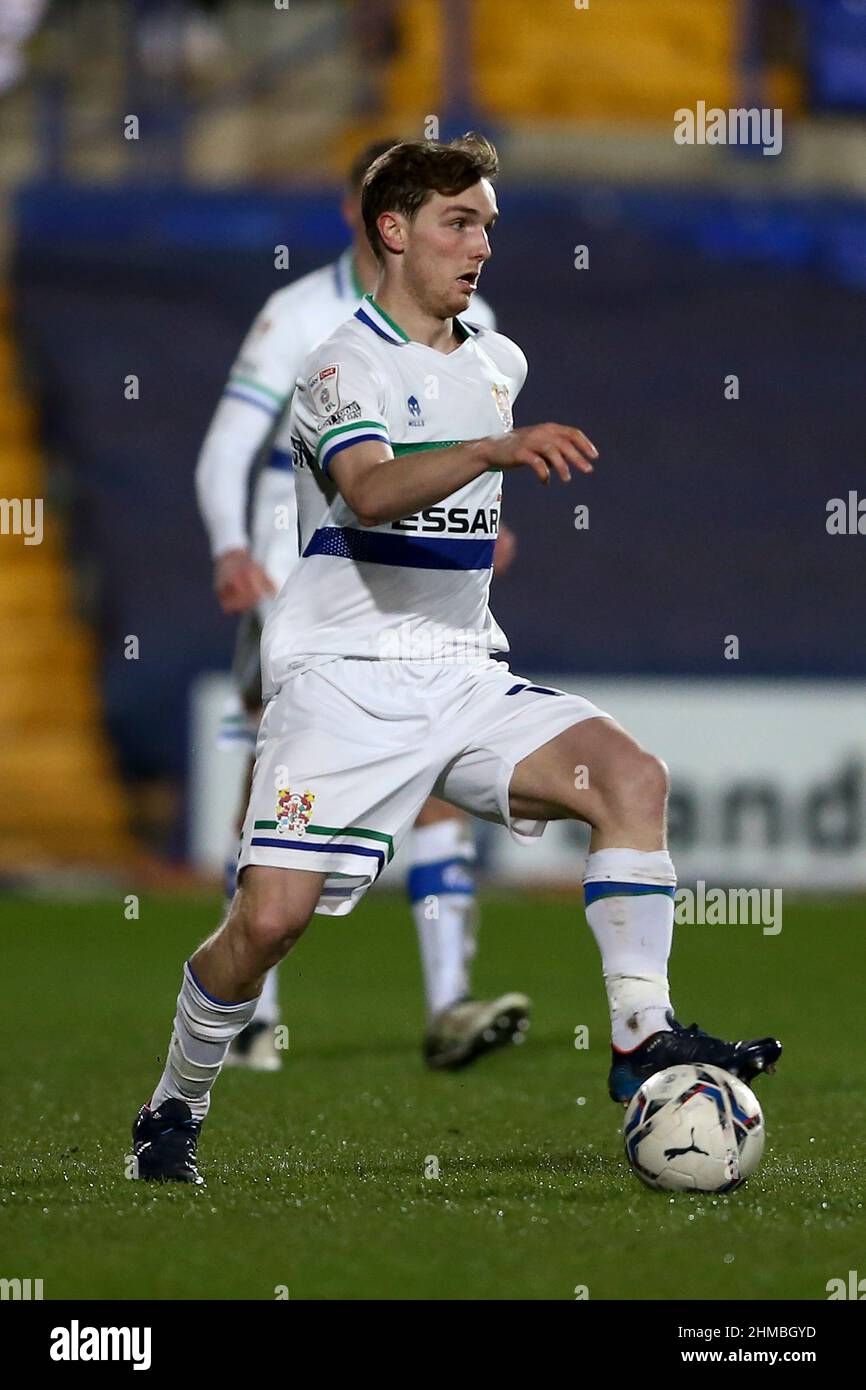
[232,889,310,965]
[626,751,669,819]
[592,748,668,829]
[243,904,308,965]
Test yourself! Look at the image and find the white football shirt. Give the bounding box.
[197,248,495,591]
[260,293,527,694]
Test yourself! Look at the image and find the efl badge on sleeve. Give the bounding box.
[308,365,341,418]
[491,383,513,431]
[275,787,316,837]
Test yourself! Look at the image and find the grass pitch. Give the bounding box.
[1,889,863,1301]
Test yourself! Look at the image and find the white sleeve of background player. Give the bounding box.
[296,344,391,478]
[225,290,302,418]
[195,392,276,557]
[250,460,298,588]
[468,292,496,331]
[195,291,309,558]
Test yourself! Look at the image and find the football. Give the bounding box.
[623,1063,765,1193]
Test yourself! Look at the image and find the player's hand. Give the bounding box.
[486,423,598,484]
[493,521,517,575]
[214,548,277,614]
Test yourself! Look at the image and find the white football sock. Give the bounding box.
[251,966,280,1026]
[408,818,478,1019]
[584,847,677,1051]
[151,962,259,1121]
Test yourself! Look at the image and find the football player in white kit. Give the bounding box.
[137,134,780,1181]
[195,141,527,1072]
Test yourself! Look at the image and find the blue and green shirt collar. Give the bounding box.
[354,293,480,346]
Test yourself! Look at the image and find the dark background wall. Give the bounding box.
[12,182,866,778]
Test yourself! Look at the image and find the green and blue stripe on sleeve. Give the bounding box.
[317,419,391,475]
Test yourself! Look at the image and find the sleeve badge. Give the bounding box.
[308,364,341,418]
[491,382,513,432]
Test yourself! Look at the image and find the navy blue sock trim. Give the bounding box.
[584,881,676,907]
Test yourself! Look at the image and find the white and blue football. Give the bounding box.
[623,1063,765,1192]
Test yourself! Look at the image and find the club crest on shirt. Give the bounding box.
[308,364,341,418]
[491,383,513,431]
[275,787,316,837]
[407,394,425,427]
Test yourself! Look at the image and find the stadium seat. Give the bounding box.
[0,293,134,870]
[384,0,799,124]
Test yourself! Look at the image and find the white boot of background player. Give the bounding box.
[409,816,531,1069]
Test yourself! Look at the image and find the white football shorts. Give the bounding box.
[237,657,609,915]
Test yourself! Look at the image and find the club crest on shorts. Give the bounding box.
[491,382,513,431]
[275,787,316,836]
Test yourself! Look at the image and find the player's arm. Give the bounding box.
[195,296,298,614]
[330,423,598,529]
[195,395,279,613]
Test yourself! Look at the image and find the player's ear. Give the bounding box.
[377,211,405,256]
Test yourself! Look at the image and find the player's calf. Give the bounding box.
[131,868,324,1182]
